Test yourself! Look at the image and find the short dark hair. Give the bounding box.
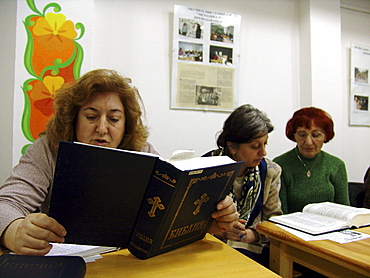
[216,104,274,152]
[285,107,334,143]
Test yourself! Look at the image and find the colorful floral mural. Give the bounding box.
[21,0,85,152]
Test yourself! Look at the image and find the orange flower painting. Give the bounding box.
[23,76,65,140]
[21,0,85,150]
[33,13,77,52]
[26,14,78,77]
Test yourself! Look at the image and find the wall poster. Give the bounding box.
[171,5,241,112]
[350,43,370,126]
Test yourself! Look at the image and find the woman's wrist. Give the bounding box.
[1,219,22,251]
[241,228,259,243]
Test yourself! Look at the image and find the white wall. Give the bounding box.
[91,0,300,160]
[0,0,16,184]
[341,1,370,182]
[1,0,369,184]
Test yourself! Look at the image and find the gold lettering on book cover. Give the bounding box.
[193,193,209,215]
[167,220,207,240]
[134,231,153,244]
[147,196,165,217]
[153,170,176,188]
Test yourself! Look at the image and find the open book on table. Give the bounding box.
[269,202,370,235]
[48,141,242,259]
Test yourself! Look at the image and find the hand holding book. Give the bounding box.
[207,195,239,234]
[2,213,67,256]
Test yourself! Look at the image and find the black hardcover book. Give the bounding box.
[49,141,242,259]
[0,254,86,278]
[49,141,159,248]
[128,156,241,259]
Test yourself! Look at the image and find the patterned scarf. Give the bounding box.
[203,148,265,226]
[230,166,262,224]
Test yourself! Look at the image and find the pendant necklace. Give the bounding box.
[295,152,318,178]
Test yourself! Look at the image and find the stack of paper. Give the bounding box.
[47,243,118,263]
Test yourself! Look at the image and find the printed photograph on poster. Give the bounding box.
[354,67,368,84]
[179,18,204,39]
[209,45,233,66]
[178,42,203,62]
[354,95,369,111]
[210,23,234,43]
[171,5,241,112]
[196,86,221,106]
[349,43,370,126]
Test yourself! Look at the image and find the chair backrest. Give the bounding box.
[348,182,365,207]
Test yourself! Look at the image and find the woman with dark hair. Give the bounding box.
[204,104,282,267]
[273,107,349,214]
[0,69,238,256]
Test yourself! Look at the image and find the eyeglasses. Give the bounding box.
[295,131,325,141]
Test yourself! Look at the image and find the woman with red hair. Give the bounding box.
[273,107,349,214]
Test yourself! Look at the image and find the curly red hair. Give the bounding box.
[285,107,334,143]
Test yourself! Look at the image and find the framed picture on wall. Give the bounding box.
[171,5,241,112]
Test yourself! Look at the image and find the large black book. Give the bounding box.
[0,254,86,278]
[49,141,242,259]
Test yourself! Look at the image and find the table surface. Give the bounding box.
[85,233,281,277]
[257,222,370,277]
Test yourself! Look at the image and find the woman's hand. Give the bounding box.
[224,219,259,243]
[208,196,239,234]
[1,213,66,255]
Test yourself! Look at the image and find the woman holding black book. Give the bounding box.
[0,69,238,256]
[204,104,283,267]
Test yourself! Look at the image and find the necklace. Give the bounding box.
[295,152,318,178]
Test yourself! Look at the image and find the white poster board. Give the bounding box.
[350,43,370,126]
[171,5,241,112]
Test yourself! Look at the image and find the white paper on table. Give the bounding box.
[275,224,370,244]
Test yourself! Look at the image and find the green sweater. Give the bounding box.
[273,147,349,214]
